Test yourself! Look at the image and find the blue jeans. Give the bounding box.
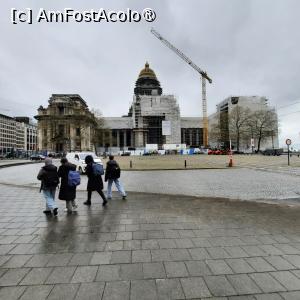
[42,188,57,210]
[107,178,126,199]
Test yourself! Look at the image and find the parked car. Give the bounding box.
[261,148,283,156]
[65,152,102,174]
[30,154,45,161]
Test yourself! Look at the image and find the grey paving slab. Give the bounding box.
[47,283,80,300]
[270,271,300,290]
[156,278,185,300]
[280,291,300,299]
[45,266,76,284]
[71,265,98,283]
[254,294,283,300]
[185,260,212,276]
[181,277,211,299]
[226,258,255,274]
[102,280,130,300]
[96,264,121,281]
[90,252,112,265]
[0,268,30,286]
[265,256,296,271]
[19,285,53,300]
[206,259,234,275]
[249,273,286,293]
[227,274,261,294]
[204,275,237,297]
[164,261,189,278]
[188,248,211,260]
[0,286,27,300]
[20,267,53,285]
[75,282,105,300]
[110,250,131,264]
[131,279,158,300]
[143,262,166,279]
[246,257,276,272]
[120,263,144,280]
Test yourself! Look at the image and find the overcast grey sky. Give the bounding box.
[0,0,299,147]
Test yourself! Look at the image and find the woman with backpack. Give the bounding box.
[37,157,59,216]
[58,158,79,213]
[83,155,107,206]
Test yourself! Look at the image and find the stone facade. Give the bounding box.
[35,94,96,153]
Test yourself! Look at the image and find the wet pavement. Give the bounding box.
[0,184,300,299]
[1,163,300,202]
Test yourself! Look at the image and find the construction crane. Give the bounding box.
[151,28,212,147]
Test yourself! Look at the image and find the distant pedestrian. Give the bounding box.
[37,157,59,216]
[58,158,79,213]
[105,155,127,200]
[83,155,107,206]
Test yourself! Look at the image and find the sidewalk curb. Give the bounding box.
[0,161,43,169]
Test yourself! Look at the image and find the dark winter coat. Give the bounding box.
[37,165,59,191]
[86,163,104,191]
[58,162,77,201]
[105,160,121,181]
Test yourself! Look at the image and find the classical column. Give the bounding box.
[123,130,127,148]
[117,130,120,148]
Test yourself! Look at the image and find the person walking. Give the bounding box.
[83,155,107,206]
[37,157,59,216]
[58,158,79,213]
[105,155,127,200]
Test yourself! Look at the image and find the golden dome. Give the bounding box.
[138,62,157,79]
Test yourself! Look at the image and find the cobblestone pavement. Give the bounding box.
[1,164,300,202]
[1,185,300,299]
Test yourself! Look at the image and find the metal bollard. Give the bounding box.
[184,160,187,168]
[130,160,132,169]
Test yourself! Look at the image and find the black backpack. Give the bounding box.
[110,164,121,179]
[43,168,59,188]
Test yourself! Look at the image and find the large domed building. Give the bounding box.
[101,62,204,151]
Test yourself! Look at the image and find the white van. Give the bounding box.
[65,152,102,174]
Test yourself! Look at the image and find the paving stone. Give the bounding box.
[71,265,98,283]
[132,250,151,263]
[283,255,300,268]
[142,240,160,250]
[242,246,267,257]
[192,237,212,247]
[185,260,212,276]
[0,244,16,255]
[181,277,211,298]
[8,244,34,255]
[228,296,256,300]
[68,253,93,266]
[102,280,130,300]
[158,239,177,249]
[151,249,171,261]
[116,232,132,241]
[0,286,27,300]
[0,268,29,286]
[25,254,53,267]
[225,246,249,258]
[246,257,276,272]
[273,244,300,255]
[19,285,53,300]
[2,255,32,268]
[20,267,53,285]
[123,240,141,250]
[249,273,286,293]
[120,263,143,280]
[75,282,105,299]
[105,241,124,251]
[131,279,158,300]
[206,259,233,275]
[96,265,121,281]
[46,253,73,267]
[90,252,112,265]
[226,258,255,274]
[143,262,166,279]
[110,250,131,264]
[0,255,11,267]
[254,294,283,300]
[258,245,284,255]
[188,248,211,260]
[270,271,300,290]
[45,266,76,284]
[164,261,189,278]
[207,247,232,259]
[227,274,261,294]
[175,238,194,248]
[280,291,300,299]
[265,256,295,271]
[156,278,185,300]
[168,249,191,261]
[47,283,79,300]
[204,275,237,297]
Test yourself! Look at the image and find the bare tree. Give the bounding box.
[228,106,252,151]
[248,109,278,152]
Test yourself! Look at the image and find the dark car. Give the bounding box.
[30,154,45,161]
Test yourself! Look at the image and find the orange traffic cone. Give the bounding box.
[228,157,233,167]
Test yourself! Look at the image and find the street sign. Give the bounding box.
[251,138,255,147]
[286,138,292,146]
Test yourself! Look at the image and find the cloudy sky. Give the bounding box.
[0,0,299,147]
